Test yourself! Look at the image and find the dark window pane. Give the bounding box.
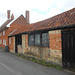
[18,35,22,45]
[19,35,22,45]
[35,34,40,45]
[29,35,34,46]
[42,33,49,46]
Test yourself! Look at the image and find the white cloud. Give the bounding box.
[57,0,75,10]
[0,0,75,25]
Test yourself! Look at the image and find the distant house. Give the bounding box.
[0,10,14,48]
[8,8,75,68]
[0,10,29,48]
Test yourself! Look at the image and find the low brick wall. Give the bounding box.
[9,36,15,53]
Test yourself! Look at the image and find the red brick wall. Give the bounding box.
[0,15,26,48]
[8,37,14,50]
[49,30,62,50]
[0,28,9,48]
[24,30,62,51]
[25,34,28,47]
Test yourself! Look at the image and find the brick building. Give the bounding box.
[0,10,29,48]
[0,8,75,68]
[8,8,75,68]
[0,10,14,48]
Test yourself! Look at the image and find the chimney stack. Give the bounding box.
[11,13,14,20]
[26,10,29,25]
[7,10,10,19]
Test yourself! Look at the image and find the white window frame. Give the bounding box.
[3,39,6,46]
[5,40,6,46]
[9,38,11,44]
[0,40,2,44]
[3,30,5,36]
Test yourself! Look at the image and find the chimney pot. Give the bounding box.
[11,13,14,20]
[7,10,10,19]
[26,10,29,25]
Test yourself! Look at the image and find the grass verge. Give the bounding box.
[17,53,62,70]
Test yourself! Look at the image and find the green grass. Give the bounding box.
[17,53,62,70]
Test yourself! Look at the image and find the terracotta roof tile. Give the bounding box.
[8,15,27,34]
[9,8,75,36]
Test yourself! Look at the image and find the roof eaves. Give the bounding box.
[8,28,18,36]
[9,23,75,37]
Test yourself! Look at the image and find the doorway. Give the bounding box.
[62,29,75,69]
[15,35,22,53]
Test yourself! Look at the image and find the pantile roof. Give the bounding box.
[9,8,75,36]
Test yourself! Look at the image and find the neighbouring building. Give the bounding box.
[0,10,14,48]
[8,8,75,68]
[0,10,29,49]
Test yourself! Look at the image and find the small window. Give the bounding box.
[0,32,2,36]
[18,35,22,45]
[3,30,5,36]
[3,39,6,46]
[0,40,2,44]
[29,35,34,46]
[5,40,6,46]
[9,38,11,44]
[42,33,49,46]
[28,32,49,47]
[35,34,40,45]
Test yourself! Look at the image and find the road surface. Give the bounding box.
[0,51,74,75]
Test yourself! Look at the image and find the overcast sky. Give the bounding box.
[0,0,75,26]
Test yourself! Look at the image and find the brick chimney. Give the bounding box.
[11,13,14,20]
[26,10,29,25]
[7,10,10,19]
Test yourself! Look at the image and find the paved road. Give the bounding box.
[0,51,74,75]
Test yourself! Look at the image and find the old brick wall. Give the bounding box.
[0,28,9,48]
[19,31,62,63]
[0,15,26,49]
[49,30,62,63]
[9,36,15,53]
